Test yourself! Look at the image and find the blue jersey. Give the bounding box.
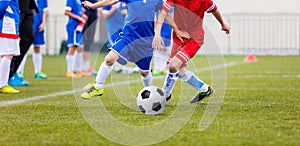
[65,0,82,29]
[0,0,20,38]
[34,0,48,31]
[110,0,163,71]
[102,3,126,45]
[120,0,163,44]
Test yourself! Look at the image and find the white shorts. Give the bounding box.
[0,37,20,56]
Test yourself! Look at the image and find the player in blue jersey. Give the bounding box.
[32,0,48,79]
[0,0,20,93]
[65,0,86,78]
[81,0,163,99]
[16,0,48,79]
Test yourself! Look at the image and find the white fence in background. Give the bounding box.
[43,13,300,55]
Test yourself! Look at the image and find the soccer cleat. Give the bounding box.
[66,72,82,78]
[8,73,29,86]
[166,94,172,102]
[17,72,24,78]
[83,82,95,90]
[190,86,214,103]
[80,85,104,99]
[34,72,47,79]
[152,70,164,76]
[0,84,20,94]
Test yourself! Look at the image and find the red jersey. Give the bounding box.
[162,0,217,44]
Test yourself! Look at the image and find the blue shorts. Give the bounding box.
[33,31,45,46]
[111,35,153,72]
[66,26,83,47]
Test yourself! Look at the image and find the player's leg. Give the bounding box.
[0,37,20,93]
[16,53,27,78]
[33,46,47,79]
[162,56,183,101]
[135,56,153,87]
[66,45,81,78]
[32,30,47,79]
[8,54,28,86]
[176,39,214,103]
[0,55,19,93]
[74,47,83,74]
[81,50,120,99]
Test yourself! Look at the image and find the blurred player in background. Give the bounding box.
[80,0,98,77]
[80,0,163,99]
[8,0,39,86]
[31,0,48,79]
[64,0,86,78]
[16,0,48,79]
[0,0,20,93]
[152,0,230,103]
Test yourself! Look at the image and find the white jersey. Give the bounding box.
[0,0,20,56]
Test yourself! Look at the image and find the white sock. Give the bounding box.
[66,55,74,72]
[95,62,112,89]
[32,53,42,73]
[180,70,208,92]
[154,50,168,71]
[74,51,83,72]
[0,57,11,88]
[142,73,152,87]
[83,60,90,71]
[163,72,179,97]
[17,54,27,73]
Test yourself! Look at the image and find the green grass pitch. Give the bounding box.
[0,55,299,145]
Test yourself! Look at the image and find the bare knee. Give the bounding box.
[168,63,178,73]
[140,71,150,77]
[104,56,116,66]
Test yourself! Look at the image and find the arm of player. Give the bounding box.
[165,13,191,42]
[212,10,230,34]
[64,10,86,24]
[39,10,47,32]
[152,10,167,50]
[102,3,120,19]
[82,0,118,9]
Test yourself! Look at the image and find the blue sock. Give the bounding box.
[163,72,179,97]
[180,70,208,92]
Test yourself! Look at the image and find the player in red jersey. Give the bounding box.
[152,0,230,103]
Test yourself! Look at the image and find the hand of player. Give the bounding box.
[39,23,45,32]
[222,24,230,34]
[174,29,191,43]
[152,36,165,50]
[82,1,94,9]
[78,17,86,24]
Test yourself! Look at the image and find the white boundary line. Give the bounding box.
[0,62,241,107]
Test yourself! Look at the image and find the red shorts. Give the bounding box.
[168,37,203,66]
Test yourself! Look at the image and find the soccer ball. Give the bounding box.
[136,86,166,115]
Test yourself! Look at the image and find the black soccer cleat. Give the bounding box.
[166,94,172,102]
[189,86,214,103]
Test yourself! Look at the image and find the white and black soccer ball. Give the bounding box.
[136,86,166,115]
